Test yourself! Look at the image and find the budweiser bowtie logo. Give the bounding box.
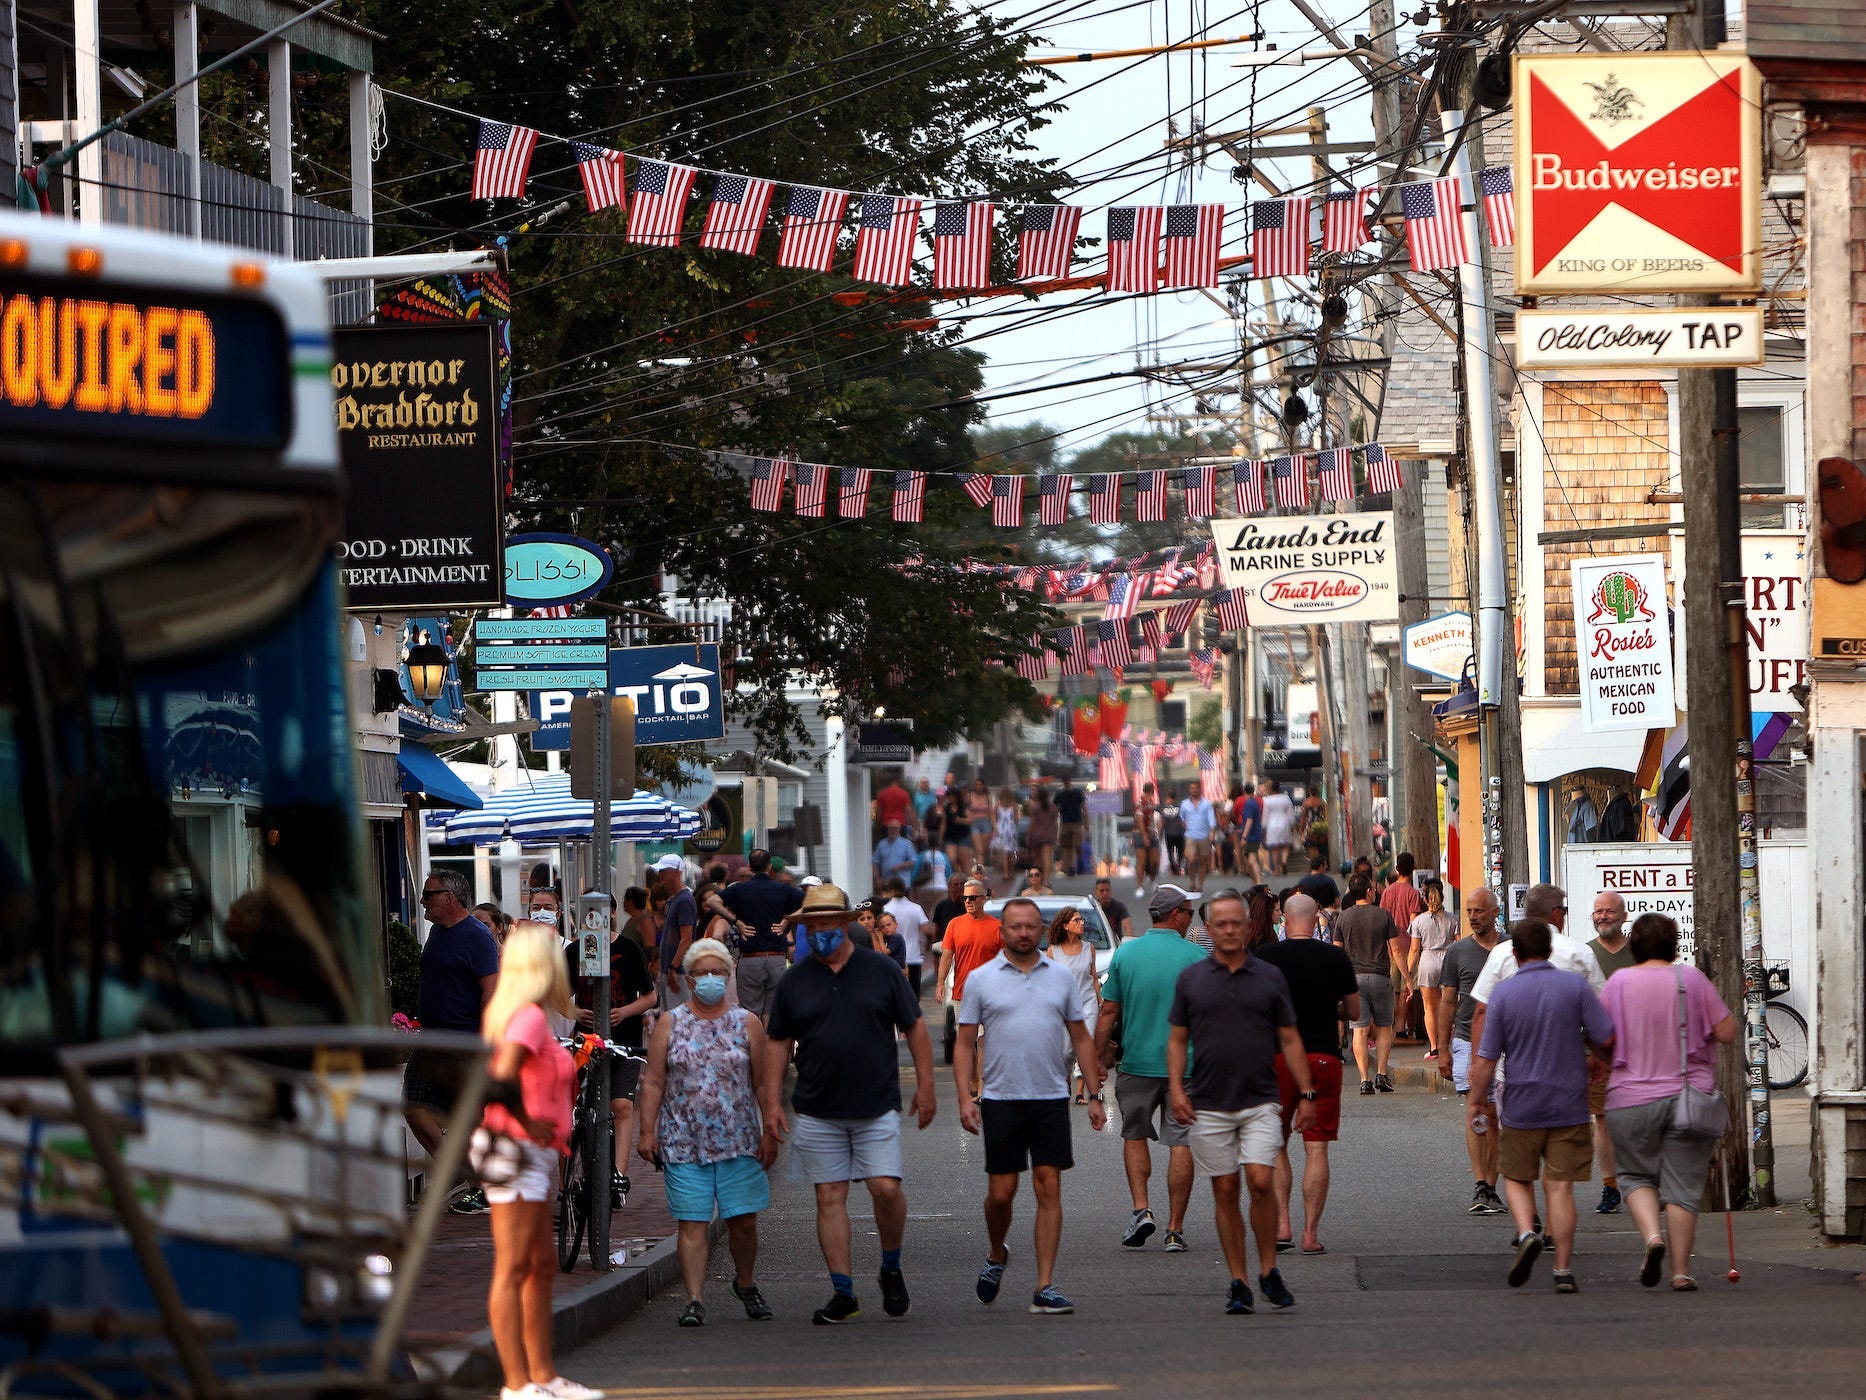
[1514,53,1759,295]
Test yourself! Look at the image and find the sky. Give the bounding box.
[967,0,1416,457]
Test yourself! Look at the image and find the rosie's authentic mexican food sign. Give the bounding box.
[1212,512,1398,626]
[1570,554,1676,732]
[1514,52,1760,295]
[333,324,504,611]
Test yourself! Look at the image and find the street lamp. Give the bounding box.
[405,643,448,706]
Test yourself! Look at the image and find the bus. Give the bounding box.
[0,211,475,1395]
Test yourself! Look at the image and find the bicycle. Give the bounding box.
[1760,964,1809,1092]
[555,1035,647,1273]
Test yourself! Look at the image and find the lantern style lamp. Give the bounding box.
[405,644,449,706]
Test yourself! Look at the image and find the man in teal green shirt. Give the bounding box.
[1094,883,1209,1253]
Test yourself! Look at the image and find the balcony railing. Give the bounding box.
[99,131,372,324]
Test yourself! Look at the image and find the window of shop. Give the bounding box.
[1739,404,1791,528]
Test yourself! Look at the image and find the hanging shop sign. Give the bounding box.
[1211,511,1398,626]
[850,719,916,765]
[1570,554,1676,732]
[1516,307,1764,369]
[1403,612,1475,681]
[1513,51,1761,295]
[503,533,613,608]
[333,323,504,610]
[1674,532,1808,714]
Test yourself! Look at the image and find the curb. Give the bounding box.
[433,1220,724,1386]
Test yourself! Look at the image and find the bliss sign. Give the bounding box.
[1570,554,1676,732]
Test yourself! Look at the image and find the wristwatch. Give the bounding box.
[1299,1090,1319,1102]
[1086,1093,1104,1102]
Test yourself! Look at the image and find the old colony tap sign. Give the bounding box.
[1570,554,1676,732]
[1513,52,1761,295]
[1211,511,1398,626]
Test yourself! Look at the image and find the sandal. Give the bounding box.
[1670,1275,1698,1292]
[1640,1238,1666,1288]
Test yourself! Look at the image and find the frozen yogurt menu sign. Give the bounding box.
[1212,511,1398,626]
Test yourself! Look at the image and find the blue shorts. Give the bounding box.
[663,1155,770,1222]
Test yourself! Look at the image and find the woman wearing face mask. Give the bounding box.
[636,938,780,1327]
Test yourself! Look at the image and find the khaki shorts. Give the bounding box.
[1587,1076,1608,1119]
[1499,1122,1594,1184]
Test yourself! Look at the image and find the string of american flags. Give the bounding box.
[745,443,1403,524]
[470,116,1517,289]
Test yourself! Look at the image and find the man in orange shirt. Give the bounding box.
[937,879,1004,1097]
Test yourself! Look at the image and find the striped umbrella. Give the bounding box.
[430,773,702,844]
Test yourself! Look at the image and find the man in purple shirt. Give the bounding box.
[1466,919,1614,1295]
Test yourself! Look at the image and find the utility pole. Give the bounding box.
[1665,3,1765,1210]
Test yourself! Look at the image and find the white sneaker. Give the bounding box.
[538,1380,604,1400]
[500,1387,552,1400]
[1135,886,1146,897]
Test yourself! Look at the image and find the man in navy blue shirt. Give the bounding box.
[652,854,697,1009]
[723,848,804,1019]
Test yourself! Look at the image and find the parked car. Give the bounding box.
[929,895,1121,1064]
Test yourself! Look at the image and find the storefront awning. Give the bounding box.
[398,745,483,810]
[1520,704,1646,783]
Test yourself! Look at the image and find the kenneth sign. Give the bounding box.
[1212,511,1398,626]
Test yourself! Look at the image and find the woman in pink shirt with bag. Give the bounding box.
[1598,913,1739,1293]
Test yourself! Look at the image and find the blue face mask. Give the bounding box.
[691,972,729,1006]
[807,926,846,959]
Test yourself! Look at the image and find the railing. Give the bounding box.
[100,131,371,324]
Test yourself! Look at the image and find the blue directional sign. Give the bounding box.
[478,667,609,691]
[525,643,725,751]
[477,618,606,641]
[474,617,610,693]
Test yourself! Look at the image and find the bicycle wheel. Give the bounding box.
[1764,1002,1809,1091]
[556,1131,587,1272]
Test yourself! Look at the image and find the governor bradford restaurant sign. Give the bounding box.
[1212,511,1398,626]
[1513,52,1761,295]
[1570,554,1676,733]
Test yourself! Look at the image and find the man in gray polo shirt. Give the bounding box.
[957,898,1106,1315]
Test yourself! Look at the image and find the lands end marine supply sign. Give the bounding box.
[333,324,503,611]
[1513,52,1760,295]
[1570,554,1676,732]
[1211,511,1398,626]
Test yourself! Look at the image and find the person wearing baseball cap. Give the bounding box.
[1094,882,1208,1253]
[651,855,695,1010]
[766,882,935,1325]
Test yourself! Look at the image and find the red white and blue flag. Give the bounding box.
[749,455,789,512]
[1098,739,1126,792]
[1139,612,1164,653]
[472,121,538,200]
[853,195,922,284]
[1182,463,1217,518]
[793,461,827,517]
[1162,598,1199,641]
[991,475,1024,527]
[1478,165,1515,248]
[1018,204,1081,280]
[1104,571,1152,620]
[1057,625,1092,676]
[1107,206,1164,294]
[1250,197,1311,278]
[1015,638,1049,683]
[892,469,926,522]
[1319,446,1355,502]
[570,142,624,211]
[960,472,994,508]
[1321,187,1371,253]
[1039,472,1073,525]
[838,467,873,518]
[1136,470,1167,522]
[1234,458,1266,513]
[700,174,775,256]
[1088,473,1122,523]
[1163,204,1225,288]
[1399,176,1466,273]
[777,187,850,271]
[1097,619,1133,672]
[1365,443,1402,495]
[1271,454,1310,508]
[1197,741,1226,796]
[627,159,698,245]
[933,200,995,290]
[1212,589,1248,630]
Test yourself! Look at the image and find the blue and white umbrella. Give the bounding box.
[430,773,702,844]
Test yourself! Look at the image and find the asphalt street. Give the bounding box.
[565,954,1866,1397]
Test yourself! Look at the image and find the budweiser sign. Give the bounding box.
[1513,52,1761,295]
[1211,510,1398,626]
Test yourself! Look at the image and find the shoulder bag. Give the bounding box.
[1671,966,1730,1142]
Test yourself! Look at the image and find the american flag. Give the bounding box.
[1039,472,1072,525]
[1197,742,1227,797]
[838,467,873,518]
[1136,470,1167,522]
[1097,618,1133,672]
[1162,598,1199,641]
[1212,588,1248,629]
[1364,443,1402,495]
[749,455,789,512]
[1319,446,1355,502]
[1107,206,1164,294]
[1098,739,1126,792]
[991,475,1024,527]
[1321,187,1371,253]
[1139,612,1164,652]
[1088,473,1122,523]
[1018,204,1080,280]
[1153,549,1195,592]
[472,121,538,200]
[1182,464,1217,518]
[1234,457,1266,513]
[1104,571,1152,620]
[700,174,775,256]
[1194,541,1218,590]
[959,472,994,508]
[627,159,697,245]
[1250,198,1311,279]
[1271,454,1310,508]
[1163,204,1225,288]
[1057,625,1092,676]
[570,142,624,212]
[1399,177,1466,273]
[777,187,850,271]
[933,200,996,290]
[1478,166,1515,248]
[892,469,927,522]
[852,195,922,284]
[1015,637,1049,683]
[793,461,827,517]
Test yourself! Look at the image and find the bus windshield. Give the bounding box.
[0,477,380,1059]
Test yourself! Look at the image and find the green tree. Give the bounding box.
[1189,698,1223,753]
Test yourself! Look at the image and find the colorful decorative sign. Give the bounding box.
[1211,511,1399,626]
[1570,554,1676,731]
[1513,52,1761,294]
